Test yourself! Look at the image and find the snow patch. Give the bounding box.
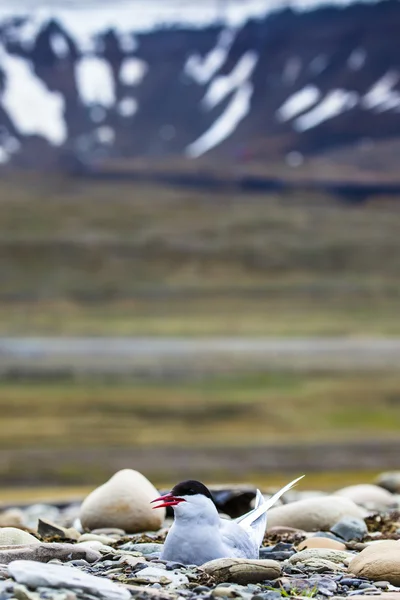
[202,51,258,110]
[187,81,253,158]
[0,1,385,42]
[96,126,115,145]
[118,97,138,117]
[362,71,400,111]
[119,58,147,86]
[348,48,366,71]
[276,85,320,122]
[2,16,43,50]
[0,45,66,145]
[294,89,358,131]
[50,33,69,58]
[75,56,115,107]
[184,29,235,85]
[118,32,137,53]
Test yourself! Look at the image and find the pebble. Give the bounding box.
[297,538,347,551]
[0,510,26,530]
[38,520,80,542]
[80,469,165,533]
[0,528,40,546]
[202,558,281,585]
[212,586,240,597]
[120,542,162,555]
[349,540,400,586]
[78,533,116,545]
[252,593,281,600]
[331,517,368,542]
[375,472,400,494]
[128,566,189,587]
[266,496,366,531]
[335,485,397,512]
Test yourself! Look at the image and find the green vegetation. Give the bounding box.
[1,370,399,449]
[0,175,399,336]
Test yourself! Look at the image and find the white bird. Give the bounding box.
[151,475,304,566]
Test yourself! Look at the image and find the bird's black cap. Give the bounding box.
[171,480,214,501]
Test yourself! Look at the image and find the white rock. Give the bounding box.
[0,509,26,529]
[80,469,165,533]
[266,496,365,531]
[131,566,188,587]
[78,533,116,545]
[8,560,130,600]
[0,528,40,546]
[335,484,397,512]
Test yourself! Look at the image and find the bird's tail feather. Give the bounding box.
[236,475,304,547]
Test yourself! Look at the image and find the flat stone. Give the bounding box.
[8,560,130,600]
[38,519,80,541]
[297,538,347,551]
[202,558,281,584]
[128,566,188,587]
[78,533,116,545]
[0,542,100,564]
[120,542,163,555]
[289,548,354,567]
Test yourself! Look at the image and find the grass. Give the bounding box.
[1,295,400,337]
[1,371,400,452]
[0,174,400,336]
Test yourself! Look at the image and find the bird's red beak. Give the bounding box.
[151,493,186,509]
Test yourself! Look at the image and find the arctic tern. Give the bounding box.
[151,475,304,565]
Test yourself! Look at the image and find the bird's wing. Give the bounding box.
[235,475,305,547]
[220,518,258,559]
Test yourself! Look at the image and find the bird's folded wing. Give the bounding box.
[235,475,305,530]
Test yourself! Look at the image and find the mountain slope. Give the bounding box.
[0,0,399,170]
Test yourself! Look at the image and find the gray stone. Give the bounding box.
[202,558,281,584]
[288,548,354,572]
[8,560,130,600]
[120,542,162,555]
[128,566,188,587]
[331,517,368,542]
[38,519,80,541]
[0,542,100,564]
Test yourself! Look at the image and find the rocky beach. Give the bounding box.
[0,470,400,600]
